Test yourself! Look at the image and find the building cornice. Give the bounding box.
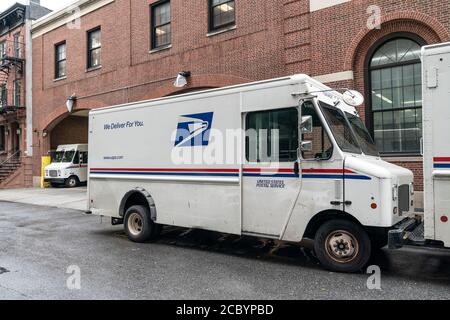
[31,0,114,38]
[0,3,26,21]
[0,3,26,35]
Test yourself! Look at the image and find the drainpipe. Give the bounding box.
[25,4,33,157]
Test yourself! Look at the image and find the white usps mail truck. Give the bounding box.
[389,42,450,250]
[88,74,415,273]
[45,144,88,188]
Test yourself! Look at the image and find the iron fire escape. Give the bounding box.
[0,39,25,115]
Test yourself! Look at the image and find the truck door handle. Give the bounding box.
[330,201,352,206]
[294,162,300,175]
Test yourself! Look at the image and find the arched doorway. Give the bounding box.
[49,110,89,150]
[366,34,426,155]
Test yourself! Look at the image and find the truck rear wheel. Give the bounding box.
[314,219,371,273]
[124,205,160,243]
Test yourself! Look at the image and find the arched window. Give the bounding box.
[369,37,423,154]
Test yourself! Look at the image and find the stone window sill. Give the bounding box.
[86,65,102,73]
[150,45,172,54]
[54,76,67,82]
[207,25,236,37]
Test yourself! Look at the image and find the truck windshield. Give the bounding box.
[346,113,379,156]
[319,101,379,156]
[54,150,76,163]
[319,102,362,154]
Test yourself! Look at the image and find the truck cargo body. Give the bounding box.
[422,42,450,247]
[88,74,414,272]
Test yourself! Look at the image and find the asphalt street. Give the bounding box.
[0,201,450,300]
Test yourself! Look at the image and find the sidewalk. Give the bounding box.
[0,187,87,211]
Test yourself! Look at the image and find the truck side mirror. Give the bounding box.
[300,116,313,134]
[79,153,84,163]
[342,90,364,107]
[300,141,313,152]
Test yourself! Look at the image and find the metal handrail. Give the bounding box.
[0,150,21,167]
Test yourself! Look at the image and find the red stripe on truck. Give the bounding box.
[90,168,240,173]
[434,157,450,162]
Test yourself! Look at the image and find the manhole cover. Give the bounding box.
[0,267,9,275]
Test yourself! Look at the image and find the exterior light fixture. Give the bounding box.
[174,71,191,88]
[66,94,77,113]
[42,129,48,138]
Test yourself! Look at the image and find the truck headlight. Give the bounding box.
[410,182,414,195]
[58,170,61,177]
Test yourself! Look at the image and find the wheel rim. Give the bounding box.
[128,212,143,236]
[68,178,77,187]
[324,230,359,264]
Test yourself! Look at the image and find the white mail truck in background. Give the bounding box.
[88,74,418,273]
[388,42,450,250]
[44,144,88,188]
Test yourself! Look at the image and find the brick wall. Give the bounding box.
[29,0,450,189]
[306,0,450,191]
[392,160,423,191]
[50,116,88,150]
[31,0,294,176]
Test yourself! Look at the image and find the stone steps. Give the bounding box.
[0,160,22,183]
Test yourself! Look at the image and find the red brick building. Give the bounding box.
[25,0,450,206]
[0,1,50,188]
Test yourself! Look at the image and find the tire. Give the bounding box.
[124,205,160,243]
[65,176,79,188]
[314,219,371,273]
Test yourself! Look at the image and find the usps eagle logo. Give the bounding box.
[174,112,214,147]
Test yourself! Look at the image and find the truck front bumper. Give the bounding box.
[388,217,424,249]
[44,178,66,184]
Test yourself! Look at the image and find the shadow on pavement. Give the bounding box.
[111,226,450,284]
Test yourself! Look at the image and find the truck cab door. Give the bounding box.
[299,100,345,212]
[242,107,302,238]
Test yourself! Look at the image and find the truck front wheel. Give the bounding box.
[124,205,160,243]
[65,176,80,188]
[314,219,371,273]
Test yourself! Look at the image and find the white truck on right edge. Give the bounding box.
[389,42,450,249]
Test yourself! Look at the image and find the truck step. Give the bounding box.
[406,222,425,245]
[388,217,421,249]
